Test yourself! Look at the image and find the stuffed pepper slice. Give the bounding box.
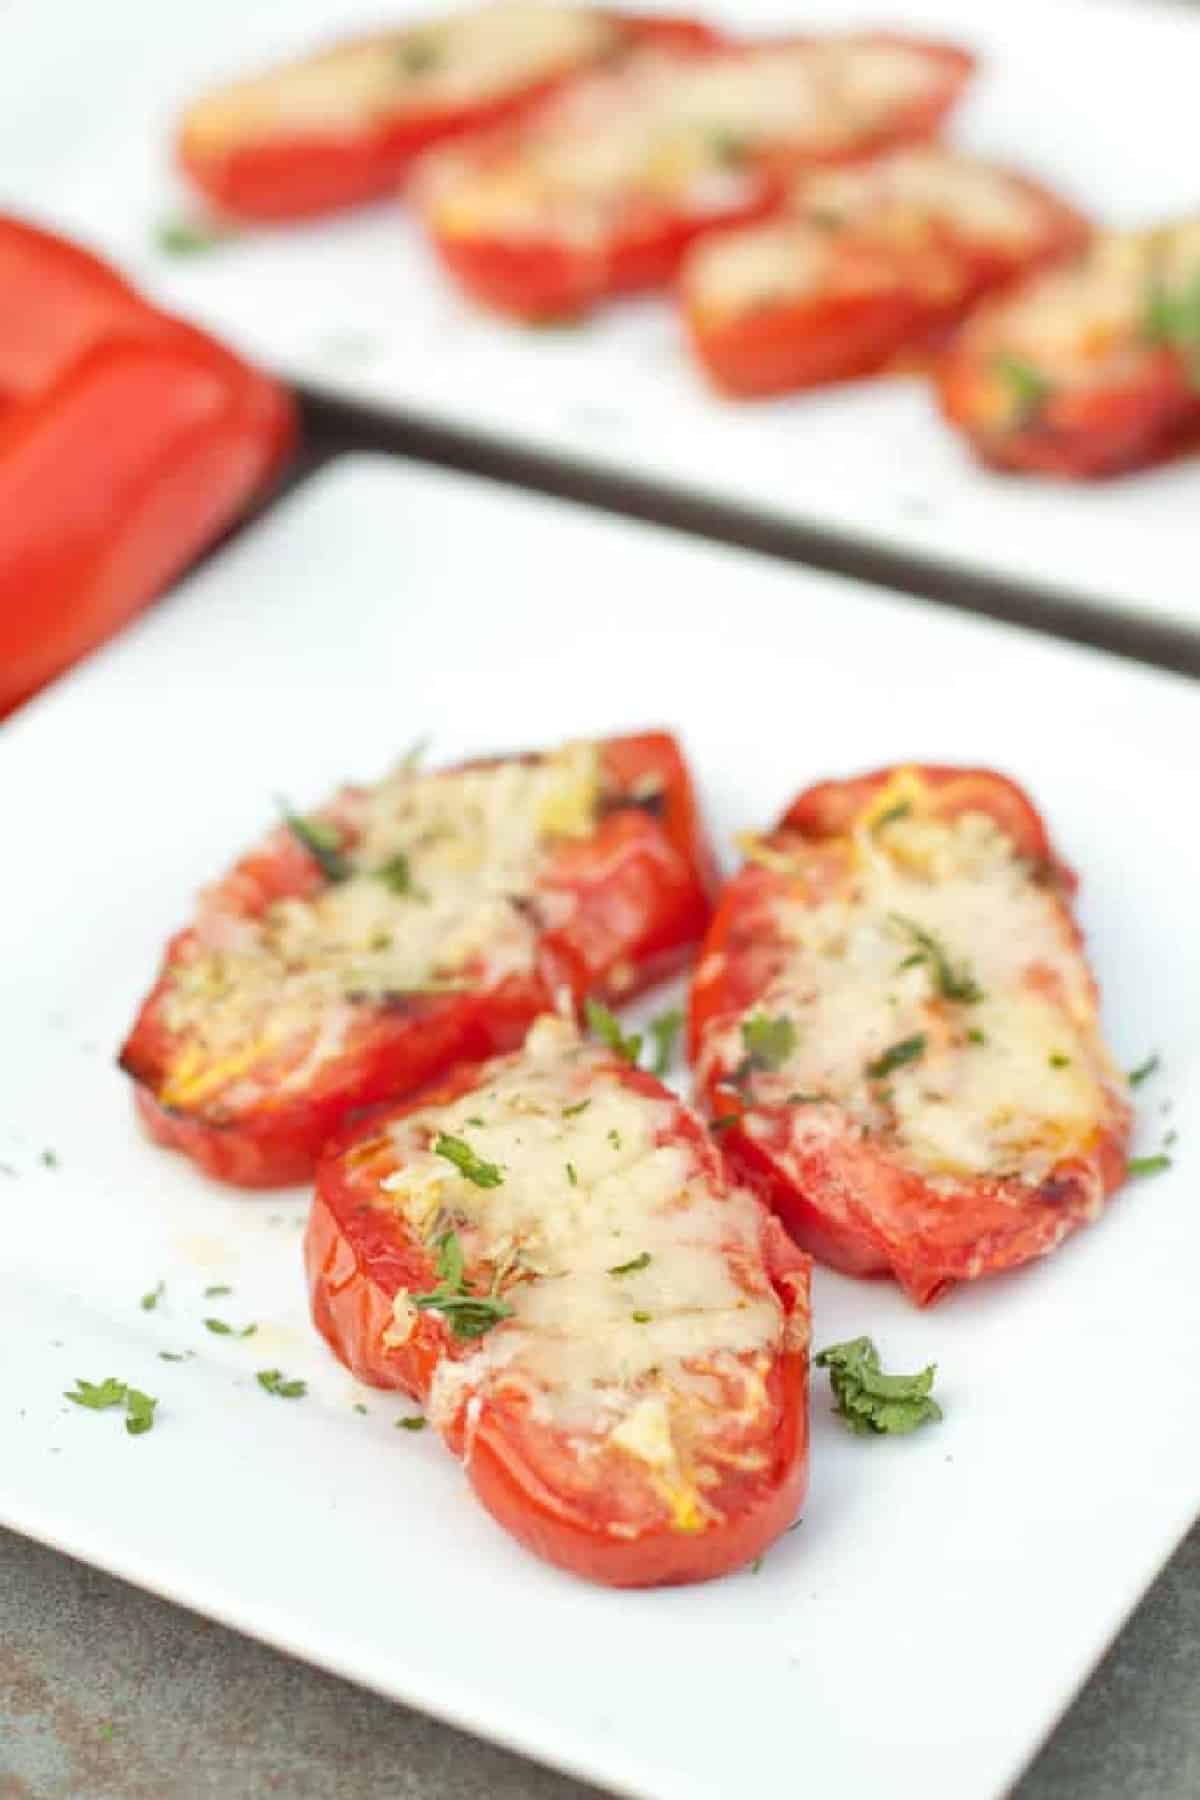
[419,33,974,320]
[937,217,1200,476]
[177,3,720,222]
[306,1014,811,1587]
[682,146,1088,398]
[689,765,1132,1306]
[121,733,716,1187]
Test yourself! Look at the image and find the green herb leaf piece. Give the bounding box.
[890,915,984,1003]
[375,851,426,899]
[65,1377,127,1411]
[585,998,642,1065]
[631,1310,652,1324]
[873,801,911,832]
[203,1284,232,1299]
[124,1389,158,1436]
[397,1414,427,1431]
[257,1369,307,1398]
[994,351,1052,422]
[154,217,234,257]
[434,1132,503,1188]
[278,799,351,883]
[562,1099,591,1117]
[1049,1052,1071,1069]
[140,1281,165,1312]
[866,1034,926,1080]
[410,1291,514,1339]
[1128,1053,1160,1088]
[649,1007,684,1076]
[566,1162,578,1186]
[435,1231,466,1290]
[815,1337,942,1436]
[397,35,441,74]
[609,1251,651,1277]
[1127,1154,1172,1179]
[41,1149,58,1168]
[709,1113,741,1133]
[157,1351,189,1362]
[203,1318,232,1336]
[733,1013,797,1088]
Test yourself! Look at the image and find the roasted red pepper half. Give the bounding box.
[121,732,719,1188]
[306,1013,811,1586]
[0,215,294,717]
[682,146,1088,399]
[937,218,1200,477]
[689,764,1132,1306]
[419,33,974,321]
[177,5,722,223]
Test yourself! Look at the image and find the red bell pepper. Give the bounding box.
[0,216,294,717]
[682,146,1088,399]
[306,1014,811,1586]
[177,5,721,223]
[420,33,974,321]
[121,732,719,1188]
[936,218,1200,477]
[688,764,1132,1306]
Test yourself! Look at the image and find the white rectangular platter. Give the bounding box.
[6,0,1200,635]
[2,453,1198,1800]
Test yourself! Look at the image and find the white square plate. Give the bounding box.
[8,0,1200,634]
[2,455,1197,1800]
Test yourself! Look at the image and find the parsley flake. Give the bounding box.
[397,1414,427,1431]
[375,851,426,900]
[278,799,351,883]
[867,1034,926,1080]
[563,1099,591,1117]
[585,998,642,1065]
[140,1281,165,1312]
[1049,1053,1071,1069]
[154,217,234,256]
[994,351,1052,422]
[1128,1053,1161,1088]
[566,1162,578,1186]
[815,1337,941,1436]
[203,1284,232,1299]
[124,1389,158,1436]
[631,1310,652,1324]
[397,35,441,74]
[710,1113,741,1132]
[434,1132,503,1188]
[733,1013,797,1086]
[873,801,911,832]
[409,1230,513,1341]
[649,1007,684,1076]
[353,1403,368,1415]
[891,915,983,1003]
[203,1317,256,1338]
[1127,1154,1171,1179]
[257,1369,307,1398]
[65,1377,126,1411]
[157,1351,190,1363]
[609,1252,651,1277]
[608,1128,622,1150]
[41,1149,58,1168]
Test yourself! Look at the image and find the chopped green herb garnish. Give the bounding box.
[609,1251,651,1277]
[434,1232,465,1289]
[256,1369,307,1399]
[154,217,234,257]
[1049,1053,1071,1069]
[203,1284,232,1299]
[65,1378,158,1435]
[585,997,642,1065]
[278,800,350,882]
[608,1128,622,1150]
[1143,270,1200,388]
[465,1116,485,1128]
[1128,1053,1161,1088]
[734,1013,797,1085]
[786,1091,827,1105]
[815,1337,941,1436]
[397,1414,427,1431]
[709,1113,741,1132]
[140,1282,165,1312]
[866,1034,926,1080]
[41,1149,58,1168]
[707,127,747,165]
[566,1161,578,1186]
[353,1402,368,1415]
[410,1230,513,1341]
[124,1389,158,1436]
[204,1318,231,1335]
[98,1722,114,1742]
[397,35,441,74]
[631,1310,652,1324]
[375,851,426,900]
[891,915,983,1004]
[434,1132,503,1188]
[157,1351,189,1362]
[563,1099,591,1117]
[1127,1154,1172,1179]
[994,351,1052,422]
[873,801,911,832]
[649,1007,684,1076]
[749,1555,764,1574]
[65,1377,126,1411]
[967,1029,987,1045]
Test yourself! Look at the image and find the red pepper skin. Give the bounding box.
[0,217,294,717]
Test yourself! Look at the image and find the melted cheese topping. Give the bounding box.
[183,3,616,151]
[970,218,1200,387]
[703,779,1124,1185]
[379,1017,781,1485]
[424,38,953,241]
[685,147,1052,317]
[158,744,598,1106]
